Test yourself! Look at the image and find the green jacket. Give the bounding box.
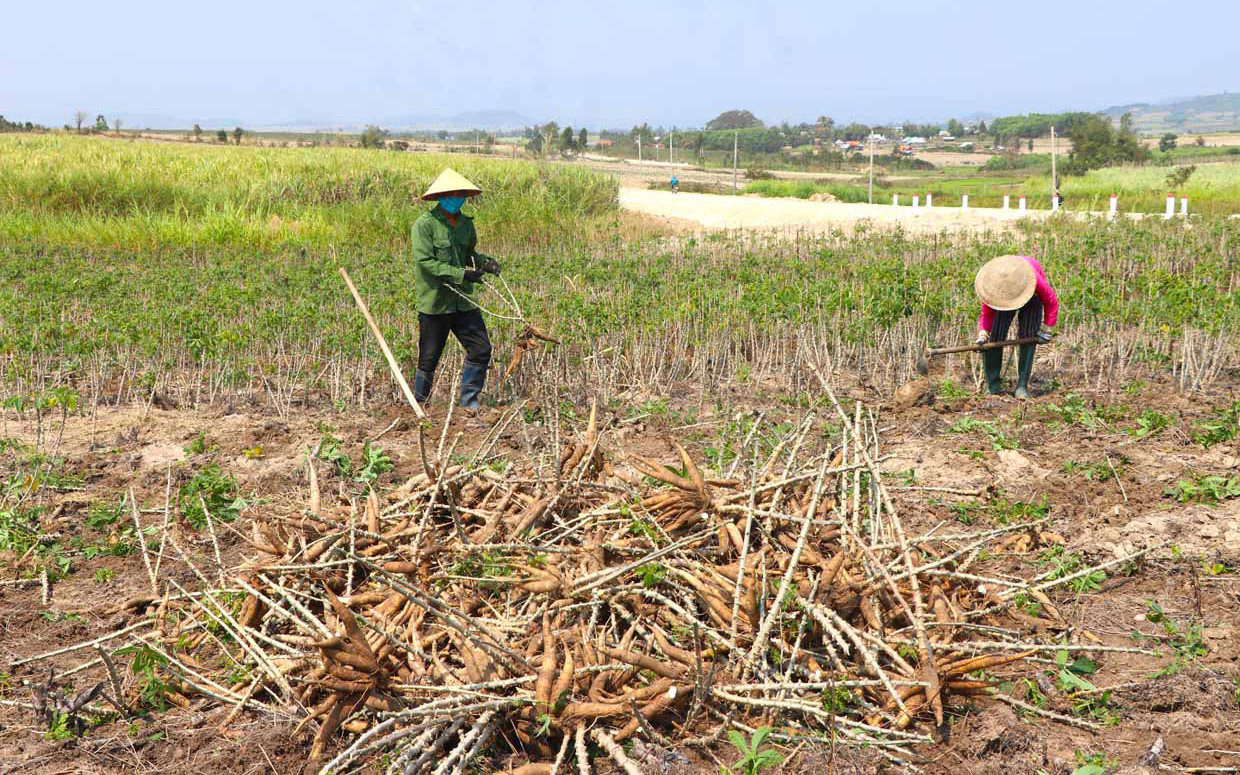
[411,206,486,315]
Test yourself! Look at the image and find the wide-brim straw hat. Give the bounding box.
[975,255,1036,311]
[421,168,482,200]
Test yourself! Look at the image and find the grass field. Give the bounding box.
[0,134,617,251]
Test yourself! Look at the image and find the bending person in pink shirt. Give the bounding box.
[974,255,1058,398]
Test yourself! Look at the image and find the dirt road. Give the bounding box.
[620,187,1059,233]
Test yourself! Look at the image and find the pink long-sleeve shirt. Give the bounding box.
[977,255,1059,332]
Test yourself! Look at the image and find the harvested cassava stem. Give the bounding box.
[338,266,426,419]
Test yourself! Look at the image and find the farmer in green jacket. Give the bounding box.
[412,169,500,412]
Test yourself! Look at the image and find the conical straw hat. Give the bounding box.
[421,168,482,200]
[974,255,1036,311]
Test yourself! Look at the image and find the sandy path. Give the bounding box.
[619,188,1060,233]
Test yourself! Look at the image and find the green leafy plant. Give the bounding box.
[316,433,353,477]
[723,726,783,775]
[178,464,245,528]
[1043,395,1125,431]
[86,499,125,529]
[1068,749,1118,775]
[114,643,172,711]
[45,710,75,741]
[635,563,666,589]
[1140,601,1208,675]
[1164,473,1240,504]
[937,379,970,399]
[948,417,1017,450]
[1039,546,1106,593]
[1129,410,1171,439]
[1192,400,1240,447]
[355,442,393,484]
[820,685,854,714]
[183,431,209,457]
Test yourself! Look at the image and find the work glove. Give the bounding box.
[479,256,501,276]
[462,268,485,283]
[1037,323,1055,343]
[975,330,990,346]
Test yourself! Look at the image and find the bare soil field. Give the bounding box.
[619,187,1065,233]
[2,360,1238,774]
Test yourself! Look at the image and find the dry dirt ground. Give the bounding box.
[2,368,1238,774]
[619,187,1066,234]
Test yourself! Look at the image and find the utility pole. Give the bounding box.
[868,128,877,204]
[637,135,642,172]
[1050,126,1058,207]
[732,130,738,193]
[670,128,674,165]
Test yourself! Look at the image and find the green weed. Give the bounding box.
[1164,473,1240,504]
[635,563,666,589]
[1043,394,1125,431]
[178,465,245,528]
[1140,601,1208,675]
[1129,410,1172,439]
[356,442,394,484]
[1039,546,1106,593]
[820,685,854,714]
[1060,455,1128,482]
[948,417,1017,450]
[44,711,75,741]
[937,379,970,399]
[86,499,125,529]
[722,726,782,775]
[1192,400,1240,447]
[113,643,172,711]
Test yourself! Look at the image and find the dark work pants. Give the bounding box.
[417,309,492,375]
[988,296,1043,342]
[983,296,1042,392]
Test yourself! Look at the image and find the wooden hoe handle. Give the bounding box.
[339,267,427,420]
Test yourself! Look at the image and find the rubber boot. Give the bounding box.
[414,369,433,405]
[982,348,1004,395]
[459,361,487,412]
[1015,344,1036,399]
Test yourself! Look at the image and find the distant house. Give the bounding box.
[903,136,927,145]
[940,135,956,141]
[595,138,614,148]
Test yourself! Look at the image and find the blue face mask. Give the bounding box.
[439,196,465,214]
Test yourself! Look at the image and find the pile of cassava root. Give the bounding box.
[20,382,1151,775]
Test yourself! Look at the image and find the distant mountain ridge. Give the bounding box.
[1101,92,1240,133]
[104,110,533,133]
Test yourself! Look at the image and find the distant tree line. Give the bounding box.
[522,122,587,156]
[0,115,46,133]
[988,112,1093,142]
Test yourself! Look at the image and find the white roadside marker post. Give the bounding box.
[1181,196,1189,216]
[1018,196,1027,212]
[1108,194,1118,220]
[1003,195,1010,210]
[962,194,969,209]
[912,195,920,210]
[926,193,933,208]
[1164,194,1175,219]
[893,193,899,206]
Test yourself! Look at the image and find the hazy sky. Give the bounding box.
[4,0,1237,129]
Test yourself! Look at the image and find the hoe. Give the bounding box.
[915,336,1044,377]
